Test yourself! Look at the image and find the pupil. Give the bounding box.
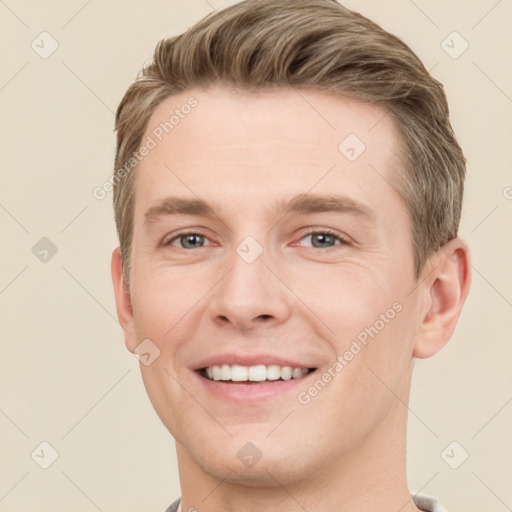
[313,233,333,247]
[184,234,203,248]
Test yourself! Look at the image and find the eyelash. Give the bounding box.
[163,228,350,249]
[297,228,351,248]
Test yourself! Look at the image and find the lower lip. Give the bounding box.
[193,370,316,402]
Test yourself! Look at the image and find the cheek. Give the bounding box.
[297,262,398,334]
[130,263,207,339]
[301,263,415,386]
[335,297,416,415]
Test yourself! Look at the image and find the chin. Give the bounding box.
[182,433,319,487]
[204,458,313,488]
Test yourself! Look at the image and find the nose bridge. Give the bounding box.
[207,235,291,329]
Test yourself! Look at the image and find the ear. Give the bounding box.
[413,237,471,359]
[111,247,137,353]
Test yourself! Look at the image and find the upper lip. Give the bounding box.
[190,353,317,371]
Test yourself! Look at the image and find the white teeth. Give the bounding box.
[231,364,248,381]
[248,365,267,381]
[281,366,293,380]
[203,364,310,382]
[266,364,281,380]
[292,367,304,379]
[212,365,222,381]
[220,364,230,380]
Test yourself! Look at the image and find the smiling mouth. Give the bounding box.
[199,364,316,383]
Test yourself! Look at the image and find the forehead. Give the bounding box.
[145,86,400,160]
[133,86,405,220]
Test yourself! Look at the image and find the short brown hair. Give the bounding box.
[114,0,466,291]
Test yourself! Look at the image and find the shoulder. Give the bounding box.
[412,492,448,512]
[164,497,182,512]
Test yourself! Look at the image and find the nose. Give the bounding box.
[206,243,292,332]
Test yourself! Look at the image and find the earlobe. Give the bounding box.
[111,247,137,353]
[413,237,471,359]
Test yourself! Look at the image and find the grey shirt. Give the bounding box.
[165,492,447,512]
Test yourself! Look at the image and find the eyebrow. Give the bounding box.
[144,193,377,225]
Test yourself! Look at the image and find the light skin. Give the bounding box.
[112,86,471,512]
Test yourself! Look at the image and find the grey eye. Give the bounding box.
[179,234,206,249]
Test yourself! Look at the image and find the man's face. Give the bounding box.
[122,87,425,483]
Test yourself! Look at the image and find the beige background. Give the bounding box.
[0,1,511,511]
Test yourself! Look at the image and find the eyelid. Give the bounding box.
[162,227,352,249]
[293,227,352,247]
[161,228,214,248]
